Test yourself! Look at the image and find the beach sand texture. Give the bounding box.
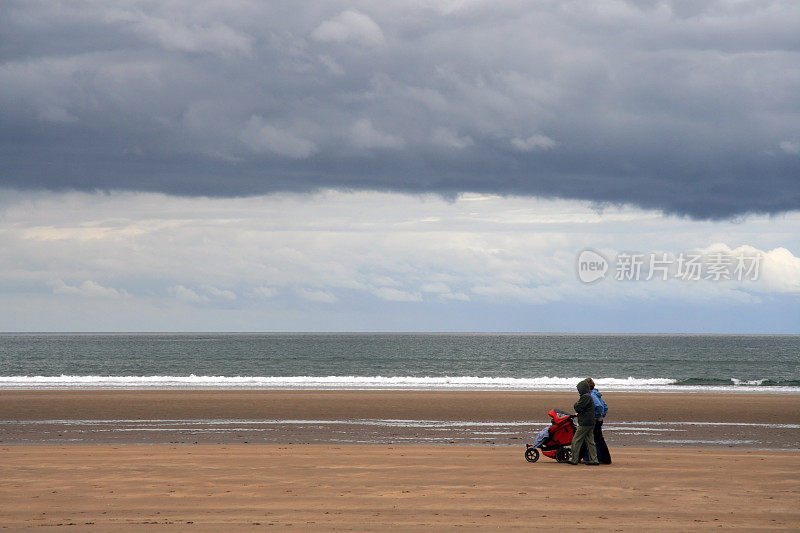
[3,390,800,423]
[1,390,798,530]
[1,444,798,531]
[2,390,799,448]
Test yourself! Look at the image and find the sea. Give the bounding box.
[0,333,798,393]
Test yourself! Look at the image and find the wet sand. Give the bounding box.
[1,390,798,448]
[1,444,798,531]
[3,389,799,423]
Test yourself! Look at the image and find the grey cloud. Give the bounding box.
[780,141,800,155]
[431,127,473,150]
[240,116,318,158]
[1,0,799,218]
[510,134,556,152]
[350,119,405,150]
[311,10,385,47]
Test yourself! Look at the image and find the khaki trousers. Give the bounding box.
[569,423,598,464]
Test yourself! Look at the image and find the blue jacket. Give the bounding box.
[591,389,608,419]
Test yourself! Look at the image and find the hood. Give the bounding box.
[577,380,590,395]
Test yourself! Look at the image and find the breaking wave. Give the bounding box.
[0,375,797,392]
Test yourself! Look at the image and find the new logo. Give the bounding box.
[576,249,608,283]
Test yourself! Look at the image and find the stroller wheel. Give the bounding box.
[524,447,540,463]
[555,448,571,463]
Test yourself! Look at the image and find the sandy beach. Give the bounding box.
[1,390,798,530]
[4,389,800,423]
[1,390,799,448]
[1,444,798,531]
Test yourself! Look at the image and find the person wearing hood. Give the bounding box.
[569,379,599,465]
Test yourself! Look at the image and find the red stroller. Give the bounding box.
[524,409,576,463]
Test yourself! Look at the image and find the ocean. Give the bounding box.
[1,333,798,392]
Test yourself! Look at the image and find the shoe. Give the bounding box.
[584,462,600,466]
[568,461,580,465]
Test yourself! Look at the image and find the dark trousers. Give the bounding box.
[580,419,612,464]
[594,419,611,464]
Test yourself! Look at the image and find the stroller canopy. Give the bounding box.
[548,409,572,424]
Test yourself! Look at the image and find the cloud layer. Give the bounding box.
[2,1,799,218]
[1,189,798,331]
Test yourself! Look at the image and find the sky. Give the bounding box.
[1,0,799,332]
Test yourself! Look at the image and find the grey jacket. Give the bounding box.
[574,380,596,427]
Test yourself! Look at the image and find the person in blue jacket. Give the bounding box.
[586,378,611,464]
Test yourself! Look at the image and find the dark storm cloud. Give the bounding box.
[1,0,799,218]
